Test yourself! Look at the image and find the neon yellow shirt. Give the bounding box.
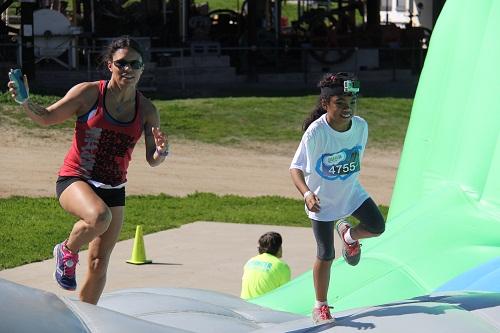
[240,253,291,300]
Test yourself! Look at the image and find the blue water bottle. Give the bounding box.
[8,69,29,104]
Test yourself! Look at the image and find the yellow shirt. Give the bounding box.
[240,253,291,300]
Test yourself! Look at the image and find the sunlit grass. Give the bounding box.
[0,193,389,270]
[0,92,412,149]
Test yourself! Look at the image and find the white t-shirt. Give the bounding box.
[290,114,369,221]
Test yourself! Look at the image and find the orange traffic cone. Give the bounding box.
[126,225,152,264]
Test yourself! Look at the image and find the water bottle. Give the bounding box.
[8,69,29,104]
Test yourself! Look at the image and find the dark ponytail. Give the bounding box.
[303,72,357,131]
[303,100,327,131]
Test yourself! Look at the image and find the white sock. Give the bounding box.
[315,300,328,308]
[344,228,357,245]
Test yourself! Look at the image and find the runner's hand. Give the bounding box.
[152,127,169,156]
[7,73,30,104]
[305,192,321,212]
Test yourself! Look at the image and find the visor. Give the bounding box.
[343,80,360,94]
[320,79,360,97]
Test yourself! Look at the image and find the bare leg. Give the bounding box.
[79,206,124,304]
[313,258,333,302]
[59,181,112,252]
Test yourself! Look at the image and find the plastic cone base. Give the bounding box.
[126,225,152,265]
[126,259,152,265]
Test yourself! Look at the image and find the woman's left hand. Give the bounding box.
[152,127,169,156]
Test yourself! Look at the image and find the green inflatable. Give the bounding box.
[251,0,500,315]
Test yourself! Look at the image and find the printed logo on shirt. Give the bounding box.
[79,127,135,184]
[315,146,361,180]
[80,127,103,175]
[91,129,136,184]
[247,260,273,272]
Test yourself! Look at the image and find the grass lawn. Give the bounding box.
[0,93,409,270]
[0,93,412,149]
[0,193,388,270]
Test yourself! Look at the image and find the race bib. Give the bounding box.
[315,146,361,180]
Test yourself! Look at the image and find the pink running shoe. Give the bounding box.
[312,305,335,324]
[336,220,361,266]
[53,241,79,290]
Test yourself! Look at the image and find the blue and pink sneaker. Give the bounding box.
[53,241,79,291]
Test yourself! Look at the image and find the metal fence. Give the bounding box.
[1,42,424,96]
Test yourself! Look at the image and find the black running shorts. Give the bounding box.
[56,176,125,207]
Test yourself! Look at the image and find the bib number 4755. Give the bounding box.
[329,162,357,175]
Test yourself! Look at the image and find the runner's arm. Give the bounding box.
[20,82,97,127]
[143,97,168,167]
[290,168,321,212]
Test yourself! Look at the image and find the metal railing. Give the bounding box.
[2,42,425,95]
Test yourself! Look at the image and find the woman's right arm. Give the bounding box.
[8,80,97,127]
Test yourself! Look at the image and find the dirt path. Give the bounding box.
[0,126,400,205]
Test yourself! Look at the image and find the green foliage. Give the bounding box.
[156,96,313,144]
[200,0,297,20]
[0,92,70,129]
[0,193,388,270]
[199,0,240,12]
[0,197,75,268]
[0,93,412,148]
[198,0,365,27]
[157,96,412,148]
[357,97,413,148]
[0,90,60,106]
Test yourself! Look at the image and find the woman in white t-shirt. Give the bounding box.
[290,72,385,325]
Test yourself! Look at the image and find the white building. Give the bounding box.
[380,0,434,29]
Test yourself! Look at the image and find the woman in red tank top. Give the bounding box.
[7,36,168,304]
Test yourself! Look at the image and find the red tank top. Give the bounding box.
[59,80,144,186]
